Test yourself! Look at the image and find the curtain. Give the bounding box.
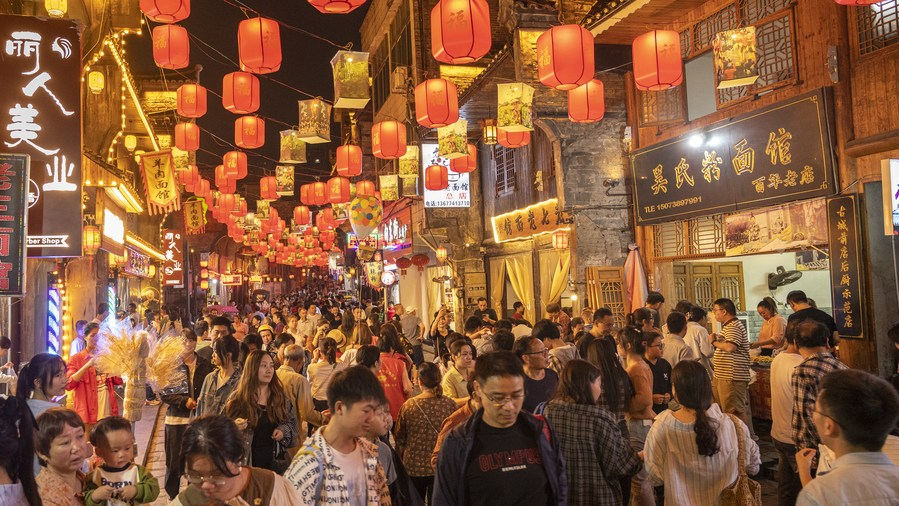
[538,250,560,319]
[548,250,571,314]
[489,258,506,316]
[505,253,534,318]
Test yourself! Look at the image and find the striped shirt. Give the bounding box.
[712,318,751,382]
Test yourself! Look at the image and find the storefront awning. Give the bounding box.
[125,232,165,262]
[83,154,145,213]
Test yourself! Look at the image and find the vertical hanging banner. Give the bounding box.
[0,154,30,295]
[0,15,83,257]
[183,198,206,234]
[162,229,184,287]
[379,174,399,201]
[140,150,182,215]
[276,165,294,196]
[827,194,865,339]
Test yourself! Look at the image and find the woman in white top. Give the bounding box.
[644,360,760,506]
[305,337,348,412]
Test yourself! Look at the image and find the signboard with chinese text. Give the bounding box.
[122,246,151,278]
[221,274,243,285]
[183,198,206,234]
[421,143,471,208]
[379,205,411,252]
[162,229,184,287]
[0,154,29,295]
[631,88,837,225]
[100,199,126,257]
[491,198,573,243]
[139,150,181,215]
[346,232,379,250]
[0,16,83,257]
[827,194,864,339]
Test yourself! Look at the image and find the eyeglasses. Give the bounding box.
[648,343,665,350]
[813,408,843,427]
[482,392,525,407]
[185,473,229,486]
[523,349,548,356]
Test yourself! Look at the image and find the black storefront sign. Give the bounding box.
[631,88,837,225]
[0,154,30,296]
[827,194,865,339]
[0,15,83,257]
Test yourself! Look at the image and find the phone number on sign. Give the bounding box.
[425,200,470,207]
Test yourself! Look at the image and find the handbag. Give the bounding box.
[720,414,762,506]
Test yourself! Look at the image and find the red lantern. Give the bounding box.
[411,253,430,272]
[568,79,605,123]
[536,24,594,91]
[311,181,328,206]
[238,17,282,74]
[414,78,459,128]
[179,164,199,186]
[260,176,279,200]
[317,208,336,229]
[336,145,362,177]
[222,72,260,114]
[632,30,683,91]
[307,0,366,14]
[152,24,190,70]
[355,180,376,197]
[195,178,211,198]
[833,0,884,4]
[395,256,412,275]
[450,144,476,173]
[425,164,448,191]
[372,121,407,159]
[300,184,311,205]
[175,122,200,151]
[293,206,311,226]
[431,0,491,64]
[328,177,351,204]
[497,129,530,148]
[140,0,190,23]
[215,164,235,191]
[235,116,265,149]
[223,151,248,179]
[177,83,207,118]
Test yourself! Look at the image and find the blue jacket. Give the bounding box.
[432,408,568,506]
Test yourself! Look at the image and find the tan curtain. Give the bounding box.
[489,258,506,315]
[548,250,571,311]
[539,250,570,319]
[505,253,535,318]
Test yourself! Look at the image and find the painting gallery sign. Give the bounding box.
[0,154,30,295]
[827,194,865,339]
[0,15,82,257]
[491,198,573,243]
[140,150,181,215]
[162,229,184,287]
[631,88,837,225]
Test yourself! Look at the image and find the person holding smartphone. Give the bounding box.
[472,297,497,326]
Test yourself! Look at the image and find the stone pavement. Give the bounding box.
[132,403,171,506]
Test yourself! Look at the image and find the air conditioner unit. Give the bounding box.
[391,66,409,94]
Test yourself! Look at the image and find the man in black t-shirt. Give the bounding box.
[472,297,498,326]
[515,336,559,413]
[786,290,839,349]
[434,351,567,506]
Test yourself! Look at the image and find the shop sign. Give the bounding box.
[724,198,827,256]
[276,165,294,196]
[827,194,865,339]
[347,232,379,250]
[491,198,573,243]
[249,274,263,283]
[0,154,30,295]
[183,198,206,234]
[139,150,181,215]
[162,229,184,287]
[0,16,83,257]
[221,274,243,285]
[379,206,411,251]
[421,143,470,208]
[123,247,151,278]
[631,88,837,225]
[101,201,126,257]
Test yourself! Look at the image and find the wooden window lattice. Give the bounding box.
[673,261,746,312]
[585,267,628,329]
[494,145,516,195]
[857,0,899,55]
[740,0,792,24]
[653,215,725,259]
[689,215,725,255]
[692,4,740,55]
[640,86,686,126]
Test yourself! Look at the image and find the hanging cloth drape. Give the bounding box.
[623,243,649,314]
[538,250,560,320]
[548,250,571,313]
[505,253,535,318]
[489,257,506,315]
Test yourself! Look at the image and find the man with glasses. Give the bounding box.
[709,298,752,431]
[434,351,567,506]
[515,336,559,413]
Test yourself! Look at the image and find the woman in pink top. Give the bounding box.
[750,297,787,356]
[376,325,413,420]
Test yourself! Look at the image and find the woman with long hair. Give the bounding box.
[306,337,348,413]
[196,335,242,417]
[17,353,68,476]
[341,322,374,365]
[0,397,42,506]
[584,338,633,436]
[326,311,356,353]
[750,296,788,356]
[429,307,452,361]
[35,408,91,506]
[394,362,457,503]
[644,361,760,506]
[618,326,655,506]
[168,415,301,506]
[223,351,298,473]
[544,360,642,506]
[65,323,120,433]
[377,325,414,420]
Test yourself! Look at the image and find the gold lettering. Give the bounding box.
[674,158,694,188]
[765,127,793,165]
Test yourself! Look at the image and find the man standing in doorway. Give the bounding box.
[472,297,498,327]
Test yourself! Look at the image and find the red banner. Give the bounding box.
[162,229,184,287]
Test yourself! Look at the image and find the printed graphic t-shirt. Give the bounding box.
[464,417,551,506]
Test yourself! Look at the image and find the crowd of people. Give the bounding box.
[0,288,898,506]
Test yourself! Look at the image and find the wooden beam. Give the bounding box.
[845,128,899,158]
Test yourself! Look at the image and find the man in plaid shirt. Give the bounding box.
[791,320,847,451]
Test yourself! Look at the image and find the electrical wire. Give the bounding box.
[219,0,351,50]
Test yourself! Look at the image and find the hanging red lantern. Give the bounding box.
[222,71,261,114]
[195,178,211,198]
[317,208,336,229]
[497,129,530,148]
[307,0,366,14]
[293,205,311,226]
[260,176,279,200]
[414,78,459,128]
[152,24,190,69]
[177,83,207,118]
[425,164,449,191]
[223,151,248,179]
[411,253,430,272]
[179,164,199,186]
[372,121,407,159]
[238,17,282,74]
[311,181,328,206]
[632,30,683,91]
[536,24,594,91]
[300,184,311,205]
[336,145,362,177]
[355,180,376,197]
[568,79,605,123]
[175,122,200,151]
[395,256,412,275]
[328,176,351,204]
[82,224,101,256]
[450,144,476,173]
[235,116,265,149]
[833,0,884,4]
[215,165,235,192]
[431,0,491,64]
[140,0,190,23]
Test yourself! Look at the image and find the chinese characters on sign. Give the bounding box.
[827,195,864,339]
[139,151,181,215]
[421,143,471,208]
[122,247,151,278]
[631,88,837,225]
[162,229,184,287]
[183,199,206,234]
[0,154,30,295]
[379,205,411,252]
[220,274,243,286]
[0,16,82,257]
[491,198,573,243]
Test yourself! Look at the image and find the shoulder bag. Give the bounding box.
[720,414,761,506]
